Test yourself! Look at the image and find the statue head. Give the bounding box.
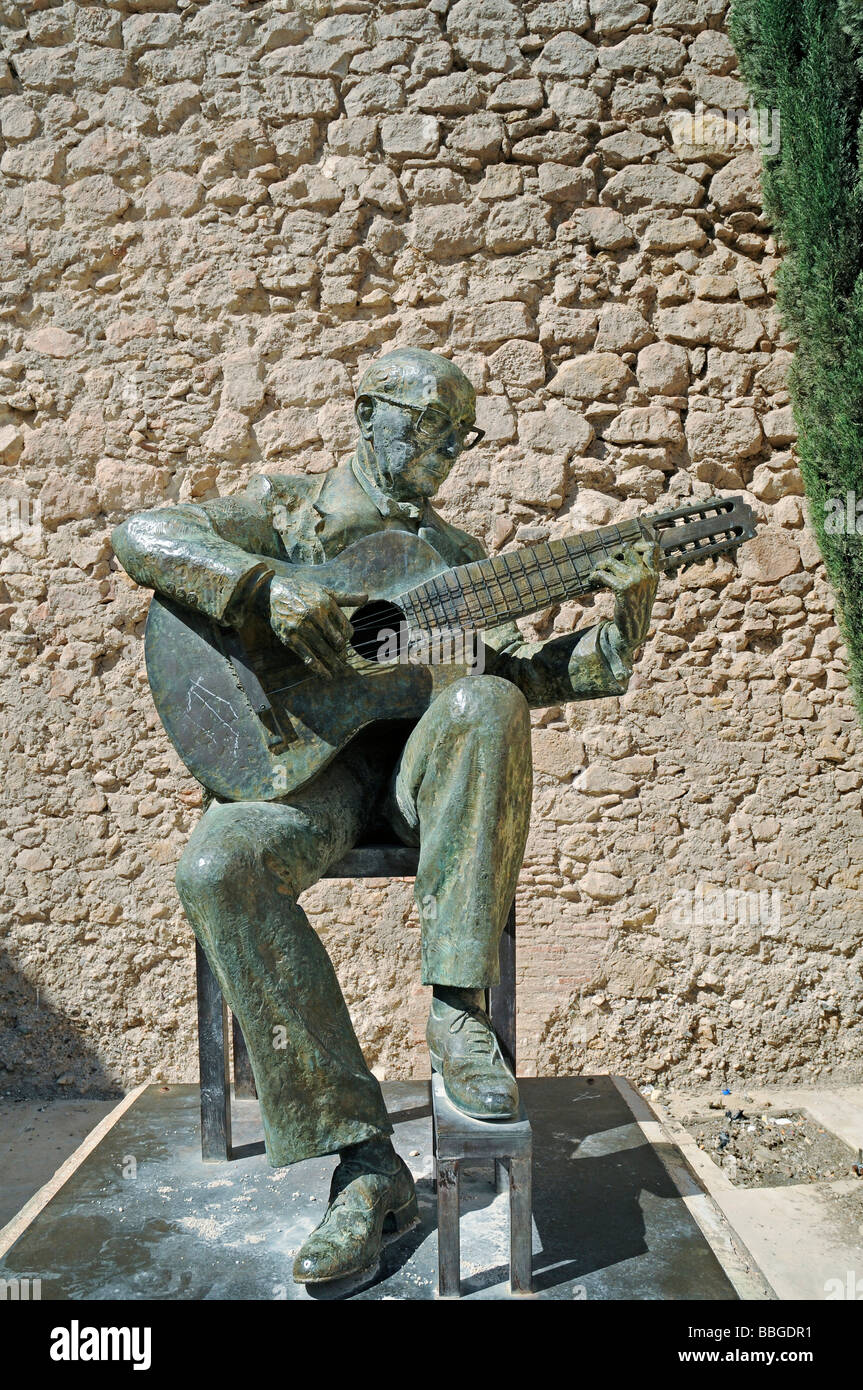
[354,348,483,505]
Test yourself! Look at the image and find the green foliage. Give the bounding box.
[729,0,863,710]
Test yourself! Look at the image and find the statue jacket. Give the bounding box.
[111,456,633,709]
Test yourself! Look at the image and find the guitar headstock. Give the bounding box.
[647,495,758,571]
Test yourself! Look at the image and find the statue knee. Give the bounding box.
[445,675,530,736]
[176,804,322,913]
[175,841,239,915]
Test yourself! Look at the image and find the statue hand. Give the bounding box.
[590,536,661,652]
[266,575,367,680]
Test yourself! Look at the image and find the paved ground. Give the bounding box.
[0,1078,750,1301]
[0,1096,116,1229]
[652,1086,863,1302]
[1,1080,860,1300]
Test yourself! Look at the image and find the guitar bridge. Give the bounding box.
[219,627,293,753]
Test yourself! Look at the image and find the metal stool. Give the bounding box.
[194,843,529,1294]
[195,844,424,1160]
[432,1075,532,1298]
[430,905,532,1298]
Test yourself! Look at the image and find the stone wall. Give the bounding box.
[2,0,861,1098]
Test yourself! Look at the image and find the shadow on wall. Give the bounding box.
[0,948,123,1100]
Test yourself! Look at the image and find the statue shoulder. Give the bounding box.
[243,471,326,511]
[243,468,335,562]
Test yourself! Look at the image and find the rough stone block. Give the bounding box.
[380,113,440,158]
[548,352,633,399]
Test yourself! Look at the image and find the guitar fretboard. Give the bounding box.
[402,521,645,632]
[399,497,755,633]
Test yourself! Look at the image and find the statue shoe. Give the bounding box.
[427,993,520,1121]
[292,1146,418,1285]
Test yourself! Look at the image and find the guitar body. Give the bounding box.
[144,530,470,802]
[144,493,757,803]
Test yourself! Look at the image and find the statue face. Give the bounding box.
[355,394,468,501]
[354,350,481,504]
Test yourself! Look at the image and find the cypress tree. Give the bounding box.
[729,0,863,709]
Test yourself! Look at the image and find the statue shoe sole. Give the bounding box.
[428,1047,519,1122]
[293,1191,420,1286]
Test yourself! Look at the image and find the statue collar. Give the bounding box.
[350,454,426,524]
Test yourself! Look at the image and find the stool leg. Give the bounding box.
[436,1159,461,1298]
[431,1087,438,1195]
[489,902,516,1072]
[495,1157,509,1195]
[509,1154,532,1295]
[231,1014,257,1099]
[196,940,232,1162]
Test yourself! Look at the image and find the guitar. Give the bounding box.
[144,494,757,801]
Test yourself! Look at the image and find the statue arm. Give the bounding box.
[111,492,286,626]
[463,530,657,707]
[482,619,634,707]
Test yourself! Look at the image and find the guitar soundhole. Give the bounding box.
[349,600,409,662]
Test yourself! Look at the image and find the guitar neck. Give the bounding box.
[400,496,756,633]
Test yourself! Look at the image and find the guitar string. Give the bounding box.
[298,518,742,650]
[264,519,742,699]
[325,515,741,641]
[344,497,739,634]
[345,519,644,637]
[265,533,742,700]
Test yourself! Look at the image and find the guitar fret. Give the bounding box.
[444,568,485,628]
[411,584,439,630]
[539,541,571,602]
[514,550,547,611]
[564,528,592,589]
[452,562,493,626]
[431,571,462,626]
[502,556,525,615]
[401,503,750,637]
[508,549,535,607]
[487,553,516,619]
[561,535,592,594]
[545,540,572,598]
[447,569,472,625]
[499,552,531,610]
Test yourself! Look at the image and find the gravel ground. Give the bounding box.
[688,1107,863,1189]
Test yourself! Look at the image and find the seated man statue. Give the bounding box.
[112,347,659,1285]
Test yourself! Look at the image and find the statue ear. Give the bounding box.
[355,394,375,440]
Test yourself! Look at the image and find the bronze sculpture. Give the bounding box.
[112,347,753,1284]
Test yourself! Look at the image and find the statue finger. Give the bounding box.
[321,610,350,652]
[305,623,347,677]
[590,562,614,584]
[594,568,624,591]
[328,589,368,609]
[601,557,630,580]
[591,560,619,581]
[326,601,356,645]
[634,538,661,567]
[290,635,334,680]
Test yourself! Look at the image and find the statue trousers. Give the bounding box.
[175,675,532,1167]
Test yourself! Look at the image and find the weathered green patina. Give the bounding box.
[111,348,659,1188]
